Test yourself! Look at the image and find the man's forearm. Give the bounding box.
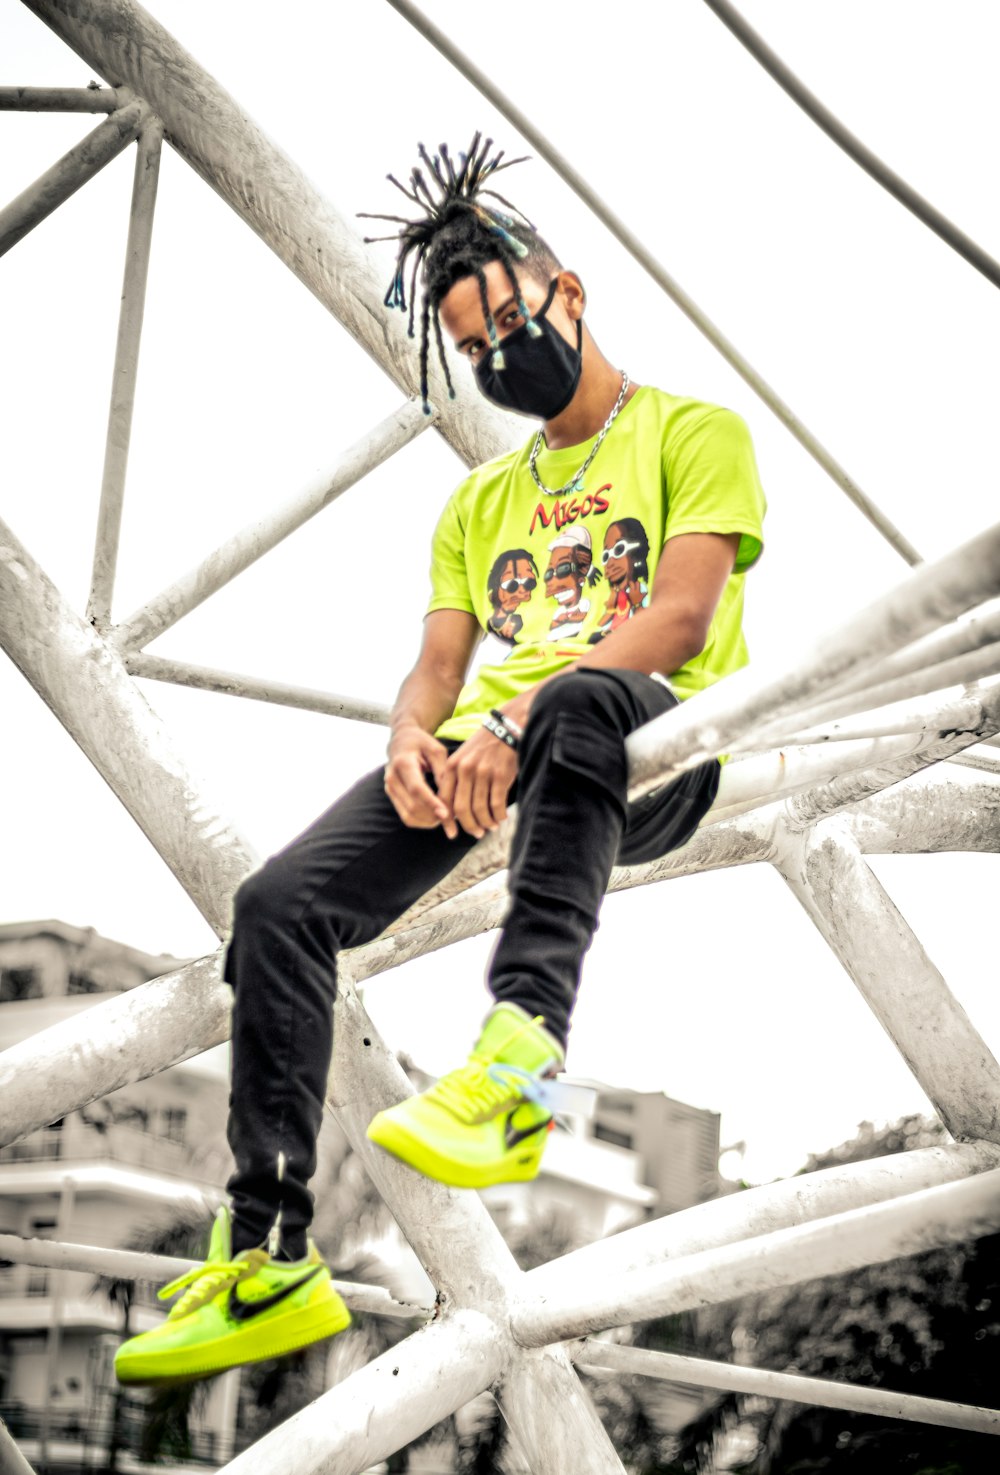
[390,664,464,737]
[572,604,704,680]
[502,605,704,727]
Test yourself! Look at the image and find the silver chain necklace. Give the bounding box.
[528,371,631,498]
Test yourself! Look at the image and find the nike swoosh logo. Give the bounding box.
[504,1111,552,1151]
[227,1265,323,1322]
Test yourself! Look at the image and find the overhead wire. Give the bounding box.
[385,0,923,566]
[702,0,1000,292]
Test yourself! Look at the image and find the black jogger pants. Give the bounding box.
[223,667,720,1253]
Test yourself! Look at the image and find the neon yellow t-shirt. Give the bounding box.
[428,386,766,742]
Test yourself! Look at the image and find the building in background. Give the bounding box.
[591,1086,721,1215]
[0,921,236,1471]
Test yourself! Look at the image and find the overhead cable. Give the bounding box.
[703,0,1000,292]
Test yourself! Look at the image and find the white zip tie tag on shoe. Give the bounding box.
[544,1078,598,1118]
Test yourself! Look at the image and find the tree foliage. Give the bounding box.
[673,1116,1000,1475]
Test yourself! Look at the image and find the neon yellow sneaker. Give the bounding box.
[114,1205,351,1386]
[367,1003,572,1189]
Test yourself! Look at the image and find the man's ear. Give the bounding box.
[557,270,586,320]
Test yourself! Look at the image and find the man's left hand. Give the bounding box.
[438,725,518,839]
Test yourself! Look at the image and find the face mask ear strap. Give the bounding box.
[538,276,583,349]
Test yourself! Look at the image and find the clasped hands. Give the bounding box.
[384,718,519,840]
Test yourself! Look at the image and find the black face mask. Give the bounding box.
[474,278,583,420]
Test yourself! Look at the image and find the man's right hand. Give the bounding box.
[384,723,458,838]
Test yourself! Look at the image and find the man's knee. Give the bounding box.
[527,669,614,731]
[230,856,309,943]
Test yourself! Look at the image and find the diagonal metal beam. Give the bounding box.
[219,1309,506,1475]
[513,1168,1000,1344]
[0,1234,431,1321]
[0,95,144,255]
[574,1339,1000,1436]
[112,399,434,651]
[701,0,1000,293]
[523,1142,1000,1307]
[88,113,163,627]
[0,83,123,111]
[392,648,1000,930]
[775,817,1000,1142]
[20,0,520,470]
[127,652,392,725]
[0,1419,38,1475]
[0,516,256,932]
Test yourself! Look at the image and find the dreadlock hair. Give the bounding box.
[359,133,562,413]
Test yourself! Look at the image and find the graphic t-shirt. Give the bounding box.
[428,386,766,742]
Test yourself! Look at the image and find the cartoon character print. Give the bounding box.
[543,526,602,640]
[486,548,539,643]
[590,517,650,642]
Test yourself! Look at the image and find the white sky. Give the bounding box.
[2,0,999,1182]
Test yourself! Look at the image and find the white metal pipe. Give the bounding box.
[779,685,1000,833]
[950,747,1000,776]
[389,672,1000,931]
[21,0,520,471]
[113,399,435,652]
[0,954,230,1148]
[497,1345,627,1475]
[573,1339,1000,1436]
[0,97,144,255]
[832,596,1000,701]
[0,1234,431,1321]
[218,1309,505,1475]
[848,771,1000,856]
[513,1168,1000,1345]
[776,818,1000,1142]
[88,115,163,628]
[761,646,1000,743]
[522,1142,1000,1319]
[0,1420,38,1475]
[127,652,392,726]
[328,978,524,1305]
[787,690,996,746]
[0,83,123,111]
[0,518,257,933]
[627,520,1000,794]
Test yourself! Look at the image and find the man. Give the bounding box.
[115,136,765,1386]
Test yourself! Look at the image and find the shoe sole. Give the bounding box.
[368,1113,546,1189]
[115,1295,352,1386]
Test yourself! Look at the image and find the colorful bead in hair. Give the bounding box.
[359,132,562,411]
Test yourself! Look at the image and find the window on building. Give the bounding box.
[114,1103,149,1133]
[600,1096,635,1115]
[161,1108,188,1144]
[0,967,37,1003]
[68,971,99,995]
[593,1123,634,1151]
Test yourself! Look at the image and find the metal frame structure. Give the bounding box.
[2,2,1000,1471]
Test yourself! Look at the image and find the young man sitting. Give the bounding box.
[115,135,765,1387]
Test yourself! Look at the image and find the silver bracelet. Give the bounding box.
[497,707,525,740]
